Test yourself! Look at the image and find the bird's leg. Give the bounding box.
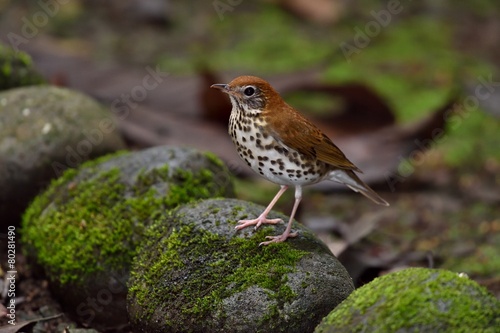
[260,186,302,246]
[235,185,288,231]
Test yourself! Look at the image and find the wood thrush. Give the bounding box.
[211,76,389,246]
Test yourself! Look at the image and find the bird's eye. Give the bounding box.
[243,86,255,97]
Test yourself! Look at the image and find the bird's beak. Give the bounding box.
[210,83,231,95]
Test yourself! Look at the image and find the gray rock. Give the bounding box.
[128,198,354,333]
[0,85,125,226]
[315,267,500,333]
[21,146,234,331]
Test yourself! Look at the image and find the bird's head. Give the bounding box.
[211,76,281,114]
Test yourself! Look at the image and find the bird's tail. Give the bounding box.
[328,169,389,206]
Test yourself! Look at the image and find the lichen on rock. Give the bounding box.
[0,85,125,227]
[0,43,45,90]
[128,198,354,333]
[21,146,234,330]
[315,267,500,333]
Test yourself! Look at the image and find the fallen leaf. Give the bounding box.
[0,313,62,333]
[284,82,396,136]
[198,67,232,126]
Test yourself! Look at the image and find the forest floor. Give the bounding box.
[0,1,499,331]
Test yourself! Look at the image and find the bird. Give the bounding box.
[211,76,389,246]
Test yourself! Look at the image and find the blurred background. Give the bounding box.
[1,0,499,316]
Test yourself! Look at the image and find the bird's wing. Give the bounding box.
[265,105,360,171]
[315,133,361,171]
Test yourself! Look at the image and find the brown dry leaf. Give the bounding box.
[198,67,232,126]
[284,82,396,136]
[0,313,62,333]
[273,0,346,25]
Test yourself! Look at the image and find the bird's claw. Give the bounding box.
[259,231,298,246]
[234,217,283,231]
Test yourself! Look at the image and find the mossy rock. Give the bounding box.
[0,85,125,227]
[0,43,45,90]
[21,146,234,331]
[315,267,500,333]
[128,198,354,333]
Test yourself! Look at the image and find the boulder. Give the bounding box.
[0,86,125,226]
[315,267,500,333]
[21,146,234,331]
[128,198,354,333]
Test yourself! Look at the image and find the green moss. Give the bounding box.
[0,44,45,90]
[129,212,308,327]
[21,150,232,285]
[159,4,332,74]
[204,151,226,168]
[316,268,500,333]
[325,18,462,123]
[439,108,500,168]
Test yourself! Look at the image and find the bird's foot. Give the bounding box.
[259,231,298,246]
[235,216,283,231]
